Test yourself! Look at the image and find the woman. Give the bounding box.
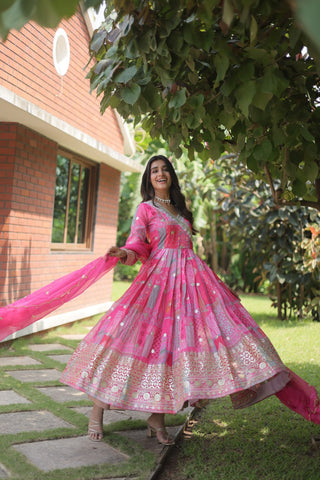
[1,155,319,444]
[60,155,307,443]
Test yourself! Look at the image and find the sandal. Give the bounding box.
[147,420,175,446]
[88,405,104,442]
[88,419,103,442]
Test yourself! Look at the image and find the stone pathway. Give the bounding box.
[0,340,192,480]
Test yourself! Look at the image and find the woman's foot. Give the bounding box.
[88,404,104,442]
[147,413,174,446]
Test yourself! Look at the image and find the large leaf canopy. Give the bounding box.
[1,0,320,210]
[88,0,320,209]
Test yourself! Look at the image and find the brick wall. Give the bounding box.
[0,8,123,153]
[0,123,121,313]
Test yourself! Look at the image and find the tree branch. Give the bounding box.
[264,163,277,201]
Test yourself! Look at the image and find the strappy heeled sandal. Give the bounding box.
[88,419,103,442]
[147,421,175,446]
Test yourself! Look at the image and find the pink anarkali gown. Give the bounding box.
[60,201,291,413]
[1,201,319,421]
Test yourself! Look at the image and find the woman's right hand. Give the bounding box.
[107,246,127,259]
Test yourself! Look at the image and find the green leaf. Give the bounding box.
[299,125,315,143]
[109,94,121,108]
[234,81,256,117]
[31,0,78,27]
[188,94,204,109]
[222,0,234,26]
[168,88,187,108]
[246,154,259,173]
[288,25,301,48]
[260,69,289,97]
[0,0,16,13]
[245,47,270,63]
[295,0,320,51]
[292,178,307,196]
[186,112,201,129]
[214,54,230,84]
[253,140,273,162]
[252,91,273,110]
[91,30,107,53]
[94,59,113,75]
[142,83,162,110]
[250,15,258,45]
[302,160,319,182]
[120,83,141,105]
[114,65,137,83]
[83,0,102,10]
[1,0,35,38]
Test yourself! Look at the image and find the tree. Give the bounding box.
[214,159,320,320]
[1,1,320,209]
[86,0,320,212]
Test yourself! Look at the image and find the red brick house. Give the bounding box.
[0,6,139,341]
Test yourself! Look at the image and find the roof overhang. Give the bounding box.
[0,85,141,173]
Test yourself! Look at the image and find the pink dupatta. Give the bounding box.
[0,237,151,342]
[0,255,118,342]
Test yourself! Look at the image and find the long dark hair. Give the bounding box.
[140,155,196,234]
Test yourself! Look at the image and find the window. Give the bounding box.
[51,151,97,250]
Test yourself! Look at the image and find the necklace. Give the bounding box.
[155,196,171,204]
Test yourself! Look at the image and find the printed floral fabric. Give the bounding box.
[60,201,290,413]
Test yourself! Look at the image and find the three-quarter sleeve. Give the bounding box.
[120,203,151,265]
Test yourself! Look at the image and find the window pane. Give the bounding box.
[51,152,95,249]
[67,162,80,243]
[78,167,90,243]
[51,155,69,243]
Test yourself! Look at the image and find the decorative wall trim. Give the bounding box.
[0,85,141,172]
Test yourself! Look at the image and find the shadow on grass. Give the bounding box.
[177,364,320,480]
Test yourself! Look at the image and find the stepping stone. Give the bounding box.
[73,406,132,425]
[60,334,86,340]
[47,354,72,364]
[125,410,150,421]
[13,436,129,471]
[117,427,179,454]
[29,344,72,352]
[37,385,87,402]
[0,411,74,434]
[0,390,31,406]
[0,464,9,479]
[6,369,61,382]
[0,356,41,367]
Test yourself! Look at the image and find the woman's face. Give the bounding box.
[150,159,172,197]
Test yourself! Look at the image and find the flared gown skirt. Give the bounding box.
[60,247,289,413]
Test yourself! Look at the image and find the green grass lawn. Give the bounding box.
[172,294,320,480]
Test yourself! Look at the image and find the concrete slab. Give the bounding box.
[29,344,72,352]
[125,410,150,421]
[47,354,72,364]
[0,464,9,479]
[6,369,61,382]
[60,334,86,340]
[0,356,41,367]
[73,406,133,425]
[0,390,31,406]
[117,426,178,455]
[0,411,74,434]
[13,436,129,471]
[37,385,87,403]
